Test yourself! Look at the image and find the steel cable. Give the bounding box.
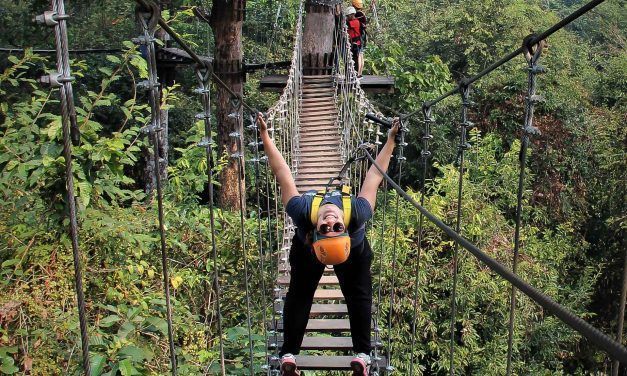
[505,39,544,375]
[36,0,91,373]
[360,150,627,364]
[408,106,434,375]
[136,5,177,374]
[194,66,226,376]
[448,83,472,376]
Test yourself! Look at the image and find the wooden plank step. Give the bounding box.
[274,319,350,332]
[298,128,338,135]
[268,336,382,350]
[302,87,334,92]
[302,93,334,99]
[301,100,335,107]
[292,355,387,370]
[273,303,348,316]
[276,275,337,288]
[300,112,337,119]
[298,161,343,168]
[303,84,334,89]
[295,175,336,182]
[275,289,344,300]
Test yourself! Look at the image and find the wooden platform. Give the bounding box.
[260,74,395,93]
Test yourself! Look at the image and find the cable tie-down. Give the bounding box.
[136,80,160,91]
[33,10,69,26]
[38,72,74,87]
[131,36,157,45]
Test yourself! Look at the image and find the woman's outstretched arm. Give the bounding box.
[258,113,300,206]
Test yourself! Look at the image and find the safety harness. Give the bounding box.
[309,185,352,227]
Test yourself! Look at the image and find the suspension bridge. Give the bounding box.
[27,0,626,374]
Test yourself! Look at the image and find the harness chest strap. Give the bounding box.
[310,186,352,227]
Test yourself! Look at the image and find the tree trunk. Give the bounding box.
[302,1,338,75]
[210,0,245,210]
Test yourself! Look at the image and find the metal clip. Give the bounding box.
[529,65,547,74]
[422,134,434,140]
[228,112,240,120]
[195,113,211,120]
[196,138,213,148]
[136,80,159,91]
[259,156,268,162]
[38,72,74,87]
[247,123,258,130]
[459,142,472,150]
[193,87,210,95]
[131,36,156,45]
[33,10,68,26]
[229,132,241,139]
[463,100,476,108]
[421,150,432,158]
[461,121,475,128]
[526,94,545,104]
[248,141,263,148]
[141,124,163,134]
[396,155,407,161]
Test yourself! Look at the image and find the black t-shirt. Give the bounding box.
[286,190,373,248]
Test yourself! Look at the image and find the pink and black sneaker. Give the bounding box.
[350,353,371,376]
[280,353,300,376]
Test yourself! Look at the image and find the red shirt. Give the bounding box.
[347,19,362,46]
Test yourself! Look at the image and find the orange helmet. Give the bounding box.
[352,0,363,9]
[312,232,351,265]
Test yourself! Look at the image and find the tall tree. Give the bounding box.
[210,0,245,209]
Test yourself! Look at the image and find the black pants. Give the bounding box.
[280,234,373,355]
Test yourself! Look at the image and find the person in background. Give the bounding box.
[352,0,368,77]
[257,112,400,376]
[345,6,365,78]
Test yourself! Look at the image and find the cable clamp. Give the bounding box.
[136,80,159,91]
[193,87,210,95]
[421,150,432,157]
[524,124,541,136]
[526,94,545,104]
[248,141,263,148]
[131,36,157,45]
[385,365,396,372]
[248,158,260,163]
[227,112,240,120]
[459,142,472,150]
[461,120,475,128]
[422,134,434,140]
[33,10,69,26]
[529,65,547,74]
[196,138,213,148]
[396,155,406,161]
[462,100,476,107]
[259,155,268,162]
[141,124,163,134]
[246,123,258,130]
[195,113,211,120]
[230,152,243,159]
[38,72,74,87]
[229,131,241,139]
[398,141,408,147]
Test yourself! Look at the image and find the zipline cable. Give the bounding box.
[506,37,545,375]
[136,4,177,374]
[408,105,434,375]
[194,66,226,376]
[35,0,90,373]
[448,83,472,375]
[360,150,627,364]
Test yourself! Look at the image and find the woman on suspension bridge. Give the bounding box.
[257,113,399,376]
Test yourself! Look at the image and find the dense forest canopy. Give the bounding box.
[0,0,625,375]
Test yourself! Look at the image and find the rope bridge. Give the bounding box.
[29,0,626,375]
